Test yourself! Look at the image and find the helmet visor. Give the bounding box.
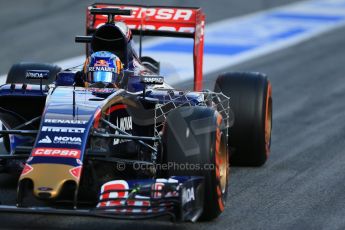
[88,71,114,83]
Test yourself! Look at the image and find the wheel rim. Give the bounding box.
[218,133,228,193]
[265,82,272,156]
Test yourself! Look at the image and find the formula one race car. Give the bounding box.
[0,4,272,222]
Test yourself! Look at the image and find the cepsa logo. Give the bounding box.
[117,7,194,21]
[32,148,81,158]
[94,6,196,32]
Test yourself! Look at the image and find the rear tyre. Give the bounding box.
[214,72,272,166]
[6,62,61,84]
[163,107,229,221]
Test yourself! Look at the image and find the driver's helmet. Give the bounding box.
[85,51,123,84]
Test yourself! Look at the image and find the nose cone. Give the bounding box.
[20,164,81,199]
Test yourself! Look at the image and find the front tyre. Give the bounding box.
[163,107,229,221]
[215,72,272,166]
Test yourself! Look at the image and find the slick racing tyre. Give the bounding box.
[163,107,229,221]
[214,72,272,167]
[6,62,61,85]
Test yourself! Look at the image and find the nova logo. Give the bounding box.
[42,126,85,133]
[54,136,82,145]
[113,116,133,145]
[38,135,52,144]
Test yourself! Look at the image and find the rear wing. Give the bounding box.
[86,4,205,91]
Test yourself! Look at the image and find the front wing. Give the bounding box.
[0,176,204,222]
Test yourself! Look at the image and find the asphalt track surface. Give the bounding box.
[1,0,345,229]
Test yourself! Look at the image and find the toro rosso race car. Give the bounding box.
[0,4,272,222]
